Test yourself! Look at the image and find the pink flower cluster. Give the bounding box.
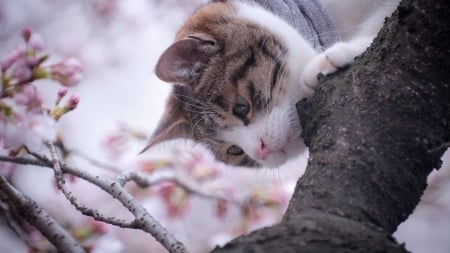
[1,26,83,154]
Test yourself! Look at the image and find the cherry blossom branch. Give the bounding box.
[0,175,86,253]
[0,192,35,248]
[1,150,267,216]
[115,170,243,206]
[1,149,188,252]
[45,142,188,253]
[38,145,136,228]
[55,144,244,206]
[1,143,273,253]
[69,148,122,172]
[0,154,160,232]
[0,155,45,167]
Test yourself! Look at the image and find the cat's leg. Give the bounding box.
[300,0,399,94]
[300,36,373,91]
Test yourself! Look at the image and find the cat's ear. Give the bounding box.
[140,88,193,153]
[155,34,219,85]
[142,118,191,151]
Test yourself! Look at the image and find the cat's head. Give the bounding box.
[145,1,317,168]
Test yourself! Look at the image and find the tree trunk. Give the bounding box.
[211,0,450,252]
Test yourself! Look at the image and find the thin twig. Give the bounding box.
[40,145,136,228]
[69,148,122,173]
[0,155,46,167]
[115,170,242,205]
[428,142,450,154]
[45,143,188,253]
[1,148,265,253]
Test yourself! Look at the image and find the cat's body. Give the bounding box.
[145,0,400,168]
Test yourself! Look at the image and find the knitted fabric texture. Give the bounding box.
[244,0,340,51]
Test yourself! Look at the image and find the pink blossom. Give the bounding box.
[21,26,32,42]
[28,33,45,52]
[23,114,57,150]
[0,46,25,72]
[0,28,80,155]
[0,114,27,150]
[15,45,27,59]
[0,99,56,151]
[57,87,68,97]
[102,133,127,159]
[156,182,190,218]
[49,57,83,87]
[1,51,19,71]
[216,199,228,219]
[11,62,32,83]
[64,72,82,87]
[13,85,43,112]
[66,94,80,110]
[139,159,172,173]
[56,87,68,105]
[87,220,110,234]
[26,56,40,67]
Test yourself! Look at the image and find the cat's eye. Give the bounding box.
[233,95,250,119]
[227,145,244,156]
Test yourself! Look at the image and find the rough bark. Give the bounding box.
[212,0,450,252]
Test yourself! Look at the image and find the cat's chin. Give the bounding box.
[257,151,288,168]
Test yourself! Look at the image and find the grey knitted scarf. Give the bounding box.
[243,0,340,51]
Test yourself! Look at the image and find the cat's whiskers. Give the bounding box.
[271,66,289,106]
[148,0,401,168]
[173,96,228,126]
[172,94,211,111]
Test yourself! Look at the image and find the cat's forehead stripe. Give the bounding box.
[211,94,229,111]
[229,48,256,86]
[270,61,283,92]
[256,37,286,61]
[247,81,264,112]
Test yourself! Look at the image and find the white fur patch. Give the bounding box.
[232,0,318,99]
[220,101,305,168]
[212,1,317,167]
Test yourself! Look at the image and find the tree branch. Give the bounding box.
[212,0,450,252]
[44,142,189,253]
[2,145,270,252]
[0,175,86,253]
[1,148,189,252]
[3,141,267,253]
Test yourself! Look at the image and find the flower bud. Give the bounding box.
[63,58,83,74]
[1,51,18,71]
[57,87,68,98]
[21,26,32,42]
[55,87,68,105]
[66,94,80,111]
[50,58,83,87]
[28,34,45,52]
[0,47,25,72]
[12,64,32,83]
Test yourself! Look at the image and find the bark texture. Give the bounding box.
[212,0,450,252]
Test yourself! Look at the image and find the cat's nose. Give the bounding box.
[255,140,272,160]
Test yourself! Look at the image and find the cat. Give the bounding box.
[143,0,400,168]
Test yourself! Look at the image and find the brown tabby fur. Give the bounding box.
[145,0,400,168]
[148,1,290,167]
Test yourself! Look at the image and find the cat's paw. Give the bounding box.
[301,40,369,91]
[301,52,338,91]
